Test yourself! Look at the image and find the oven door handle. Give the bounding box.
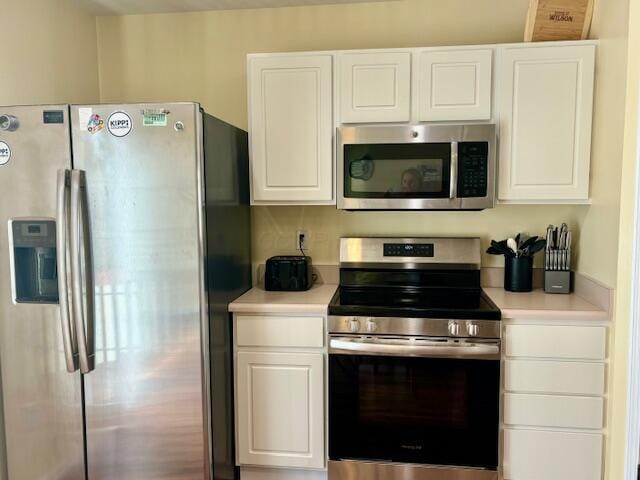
[329,337,500,359]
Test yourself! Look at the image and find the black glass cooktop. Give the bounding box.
[329,268,501,320]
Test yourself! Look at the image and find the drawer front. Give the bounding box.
[505,359,605,395]
[504,393,603,429]
[236,315,324,348]
[505,325,606,360]
[503,429,602,480]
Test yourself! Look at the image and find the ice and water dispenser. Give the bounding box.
[10,220,58,303]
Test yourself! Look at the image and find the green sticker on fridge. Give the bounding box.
[142,113,168,127]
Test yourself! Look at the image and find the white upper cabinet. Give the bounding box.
[339,51,411,123]
[416,49,493,121]
[246,41,596,205]
[497,44,595,203]
[248,55,334,204]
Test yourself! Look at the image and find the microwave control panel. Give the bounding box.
[457,142,488,198]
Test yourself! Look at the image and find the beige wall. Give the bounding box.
[96,0,628,288]
[0,0,100,105]
[605,0,640,477]
[581,0,630,290]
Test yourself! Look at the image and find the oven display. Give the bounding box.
[383,243,434,257]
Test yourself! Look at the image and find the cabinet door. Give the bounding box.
[503,429,602,480]
[416,49,493,121]
[248,55,333,204]
[339,52,411,123]
[497,45,595,202]
[236,352,324,469]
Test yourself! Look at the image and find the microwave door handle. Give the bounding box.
[329,338,499,359]
[56,169,79,373]
[70,170,95,374]
[449,141,458,199]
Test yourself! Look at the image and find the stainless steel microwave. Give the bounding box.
[337,124,496,210]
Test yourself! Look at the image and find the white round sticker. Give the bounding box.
[0,141,11,166]
[107,111,132,137]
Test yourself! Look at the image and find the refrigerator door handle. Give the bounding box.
[56,169,79,373]
[70,170,95,374]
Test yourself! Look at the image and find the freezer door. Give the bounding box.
[70,103,209,479]
[0,105,85,480]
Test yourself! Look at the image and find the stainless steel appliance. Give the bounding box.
[328,237,501,480]
[337,124,496,210]
[0,103,251,479]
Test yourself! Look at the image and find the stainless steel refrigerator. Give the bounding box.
[0,103,251,480]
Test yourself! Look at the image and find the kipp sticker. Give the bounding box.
[0,141,11,166]
[87,114,105,134]
[107,111,132,137]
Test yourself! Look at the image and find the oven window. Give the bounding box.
[329,354,499,469]
[343,143,451,198]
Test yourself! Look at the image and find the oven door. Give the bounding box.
[337,124,496,210]
[329,336,500,470]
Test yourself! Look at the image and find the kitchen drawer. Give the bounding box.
[505,325,606,360]
[503,429,602,480]
[505,359,605,395]
[236,315,324,348]
[504,393,603,429]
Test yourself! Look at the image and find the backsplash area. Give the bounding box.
[251,203,588,270]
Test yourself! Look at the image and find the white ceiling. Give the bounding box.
[79,0,401,15]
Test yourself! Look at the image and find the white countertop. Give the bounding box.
[229,284,338,315]
[483,287,609,321]
[229,284,609,321]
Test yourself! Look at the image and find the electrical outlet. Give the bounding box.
[296,230,308,251]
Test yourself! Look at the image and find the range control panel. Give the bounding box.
[383,243,434,257]
[457,142,488,198]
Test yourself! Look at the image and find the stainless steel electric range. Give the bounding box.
[328,237,501,480]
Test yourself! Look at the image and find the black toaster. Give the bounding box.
[265,256,313,291]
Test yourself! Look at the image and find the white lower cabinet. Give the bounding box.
[234,313,326,472]
[502,321,607,480]
[504,429,602,480]
[504,359,605,396]
[504,393,603,429]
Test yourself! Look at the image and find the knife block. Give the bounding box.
[544,270,572,294]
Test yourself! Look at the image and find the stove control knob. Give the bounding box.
[467,322,479,337]
[448,320,460,337]
[349,318,360,333]
[366,319,377,333]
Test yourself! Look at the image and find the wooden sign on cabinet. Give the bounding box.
[524,0,595,42]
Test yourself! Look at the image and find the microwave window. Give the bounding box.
[344,143,451,198]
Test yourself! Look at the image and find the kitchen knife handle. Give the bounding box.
[56,169,79,373]
[70,170,95,374]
